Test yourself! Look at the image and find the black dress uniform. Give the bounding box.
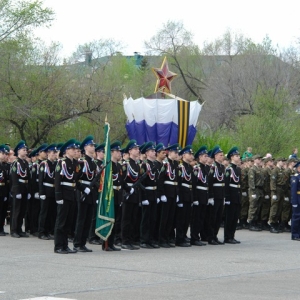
[0,145,9,236]
[140,149,159,248]
[224,147,242,243]
[159,144,179,247]
[74,144,98,252]
[121,141,140,250]
[38,151,57,239]
[10,141,31,237]
[54,139,85,253]
[176,146,194,246]
[191,146,209,246]
[207,146,225,244]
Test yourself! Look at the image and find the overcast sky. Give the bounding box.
[34,0,300,59]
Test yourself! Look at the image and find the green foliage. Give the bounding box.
[233,88,299,157]
[193,129,235,154]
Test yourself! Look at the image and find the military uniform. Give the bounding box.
[290,162,300,240]
[240,163,250,228]
[248,155,264,231]
[0,145,9,236]
[281,166,293,231]
[224,147,241,243]
[38,144,57,239]
[191,146,209,246]
[269,159,286,232]
[54,139,85,254]
[207,146,225,244]
[158,144,179,247]
[176,146,194,246]
[261,160,272,230]
[139,142,159,248]
[10,141,31,238]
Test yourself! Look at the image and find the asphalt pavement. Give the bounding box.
[1,224,300,300]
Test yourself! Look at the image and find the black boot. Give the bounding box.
[270,223,279,233]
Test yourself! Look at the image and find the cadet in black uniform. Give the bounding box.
[10,140,31,238]
[176,145,194,247]
[207,145,225,245]
[191,146,209,246]
[224,147,242,244]
[54,139,88,254]
[139,142,159,249]
[73,136,98,252]
[0,145,9,236]
[38,144,57,239]
[121,140,139,250]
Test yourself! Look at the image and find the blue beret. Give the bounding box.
[211,145,223,158]
[155,143,165,152]
[125,139,139,152]
[80,135,95,150]
[36,143,48,153]
[14,140,28,156]
[194,145,208,159]
[0,144,9,154]
[95,143,105,152]
[111,141,121,151]
[166,143,180,152]
[227,147,239,159]
[179,145,193,156]
[45,143,57,152]
[141,142,155,154]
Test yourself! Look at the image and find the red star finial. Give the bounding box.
[152,56,177,94]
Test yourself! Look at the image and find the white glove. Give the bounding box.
[251,195,257,199]
[96,200,99,204]
[27,193,31,200]
[193,201,199,206]
[4,197,7,201]
[272,195,277,200]
[130,188,134,194]
[34,192,39,199]
[208,198,214,206]
[265,195,270,199]
[176,195,179,203]
[284,197,289,202]
[292,204,298,208]
[56,200,63,204]
[160,195,167,202]
[225,201,230,205]
[40,195,46,200]
[84,187,91,195]
[242,192,247,197]
[157,198,160,204]
[142,200,149,205]
[16,194,22,199]
[177,203,183,207]
[119,203,122,207]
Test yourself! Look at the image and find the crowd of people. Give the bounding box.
[1,138,300,255]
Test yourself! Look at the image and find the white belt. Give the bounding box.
[145,186,157,190]
[79,180,91,185]
[113,185,122,190]
[213,183,224,187]
[43,182,54,187]
[127,183,133,186]
[19,179,28,183]
[182,183,192,189]
[0,182,5,186]
[61,182,76,187]
[230,184,240,188]
[196,186,208,190]
[164,181,178,186]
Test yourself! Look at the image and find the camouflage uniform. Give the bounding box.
[269,164,286,230]
[248,164,264,230]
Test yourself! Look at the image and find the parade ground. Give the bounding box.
[1,225,300,300]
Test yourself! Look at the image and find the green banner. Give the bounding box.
[95,122,114,241]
